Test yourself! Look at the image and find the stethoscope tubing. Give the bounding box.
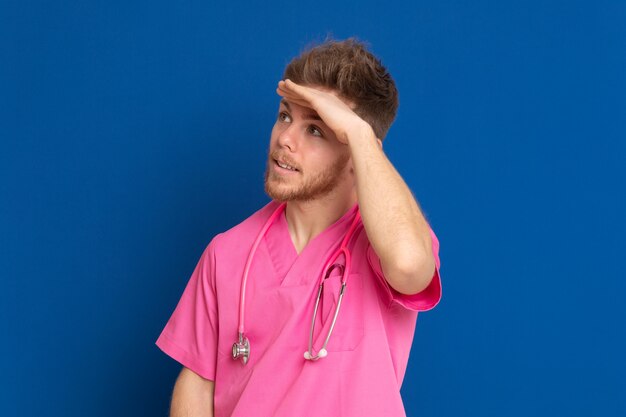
[238,202,287,335]
[305,212,361,360]
[234,202,362,364]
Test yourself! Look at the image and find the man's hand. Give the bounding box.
[276,79,376,145]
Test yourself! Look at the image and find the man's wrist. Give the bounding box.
[345,120,378,147]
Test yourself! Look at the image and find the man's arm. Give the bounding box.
[346,126,436,295]
[170,367,214,417]
[277,79,436,295]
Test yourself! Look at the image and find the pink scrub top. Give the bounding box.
[157,201,442,417]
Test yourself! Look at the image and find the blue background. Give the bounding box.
[1,1,624,416]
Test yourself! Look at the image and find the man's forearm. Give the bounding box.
[170,367,215,417]
[273,78,436,293]
[348,125,435,294]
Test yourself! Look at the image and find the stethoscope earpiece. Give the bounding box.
[303,348,329,361]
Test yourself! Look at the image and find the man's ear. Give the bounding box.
[377,138,383,149]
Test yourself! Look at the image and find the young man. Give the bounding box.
[157,38,442,417]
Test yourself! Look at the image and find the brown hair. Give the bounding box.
[283,38,399,140]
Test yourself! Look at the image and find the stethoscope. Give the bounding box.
[232,202,362,365]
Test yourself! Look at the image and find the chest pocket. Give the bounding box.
[317,273,364,352]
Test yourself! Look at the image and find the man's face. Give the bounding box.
[264,92,352,202]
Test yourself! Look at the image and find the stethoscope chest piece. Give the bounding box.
[232,333,250,365]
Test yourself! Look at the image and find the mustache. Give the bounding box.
[269,150,301,171]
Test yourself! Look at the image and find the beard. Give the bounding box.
[264,151,350,202]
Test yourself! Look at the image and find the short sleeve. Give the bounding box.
[367,227,442,311]
[156,240,219,380]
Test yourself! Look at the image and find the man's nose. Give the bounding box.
[276,124,299,152]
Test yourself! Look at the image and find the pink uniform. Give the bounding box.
[157,201,442,416]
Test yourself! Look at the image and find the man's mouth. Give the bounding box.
[274,159,299,172]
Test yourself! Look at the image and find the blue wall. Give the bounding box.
[1,1,624,416]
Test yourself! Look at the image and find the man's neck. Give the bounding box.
[284,191,357,255]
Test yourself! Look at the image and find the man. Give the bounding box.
[157,38,442,417]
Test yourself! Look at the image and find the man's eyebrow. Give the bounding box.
[280,99,291,111]
[279,99,322,121]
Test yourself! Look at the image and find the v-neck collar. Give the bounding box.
[264,201,359,286]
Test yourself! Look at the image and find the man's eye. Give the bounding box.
[278,112,291,123]
[308,125,323,137]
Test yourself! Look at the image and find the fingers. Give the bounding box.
[277,79,300,98]
[279,79,307,95]
[276,89,310,109]
[276,94,313,111]
[276,79,318,107]
[277,80,303,99]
